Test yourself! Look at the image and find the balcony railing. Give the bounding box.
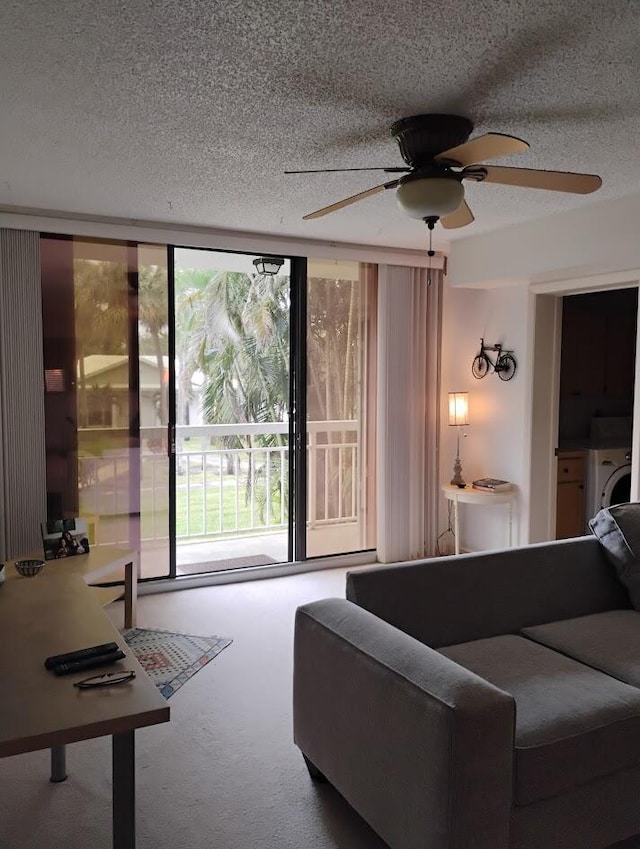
[78,421,359,544]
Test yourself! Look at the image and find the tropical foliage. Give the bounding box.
[73,253,367,526]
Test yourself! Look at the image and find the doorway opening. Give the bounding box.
[172,248,293,575]
[555,287,638,538]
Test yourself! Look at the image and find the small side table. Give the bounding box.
[442,483,515,555]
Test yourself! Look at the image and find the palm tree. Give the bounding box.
[173,268,290,517]
[172,263,364,523]
[73,259,129,427]
[138,264,169,423]
[174,268,218,427]
[174,269,290,432]
[306,274,362,519]
[199,271,289,428]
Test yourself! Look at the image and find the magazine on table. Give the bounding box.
[41,518,91,560]
[472,478,512,492]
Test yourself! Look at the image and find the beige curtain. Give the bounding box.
[376,264,443,563]
[0,229,47,560]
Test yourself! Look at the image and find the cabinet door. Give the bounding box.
[556,481,585,539]
[560,311,605,397]
[604,307,637,397]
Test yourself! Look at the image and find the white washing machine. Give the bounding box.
[585,447,632,527]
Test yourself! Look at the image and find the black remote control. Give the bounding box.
[53,650,127,676]
[45,641,120,670]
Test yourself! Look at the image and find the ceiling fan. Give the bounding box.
[285,114,602,229]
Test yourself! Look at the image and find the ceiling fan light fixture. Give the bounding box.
[253,256,284,275]
[396,177,464,220]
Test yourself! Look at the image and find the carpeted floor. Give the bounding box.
[1,565,639,849]
[123,627,232,698]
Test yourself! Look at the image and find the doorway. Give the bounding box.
[556,288,637,538]
[529,280,640,544]
[171,248,294,575]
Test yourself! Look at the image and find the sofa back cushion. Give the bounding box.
[589,503,640,610]
[346,536,630,648]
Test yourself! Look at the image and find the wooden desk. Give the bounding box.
[5,546,139,628]
[442,483,515,554]
[0,574,169,849]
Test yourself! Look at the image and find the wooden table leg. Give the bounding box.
[124,555,138,629]
[113,730,135,849]
[453,498,460,555]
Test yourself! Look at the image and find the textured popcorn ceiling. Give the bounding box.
[1,0,640,250]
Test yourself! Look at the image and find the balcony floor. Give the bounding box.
[139,522,364,579]
[176,532,288,575]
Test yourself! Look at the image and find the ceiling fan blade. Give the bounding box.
[285,166,410,174]
[468,165,602,194]
[302,180,399,220]
[436,132,529,166]
[440,200,475,229]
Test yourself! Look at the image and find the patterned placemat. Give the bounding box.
[123,627,232,699]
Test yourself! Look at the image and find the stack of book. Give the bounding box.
[472,477,512,492]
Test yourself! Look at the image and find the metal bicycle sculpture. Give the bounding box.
[472,338,517,381]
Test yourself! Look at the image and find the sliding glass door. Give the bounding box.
[40,235,377,583]
[306,259,377,556]
[171,248,292,574]
[41,236,172,580]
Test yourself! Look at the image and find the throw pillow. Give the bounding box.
[589,503,640,610]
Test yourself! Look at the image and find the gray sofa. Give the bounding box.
[293,535,640,849]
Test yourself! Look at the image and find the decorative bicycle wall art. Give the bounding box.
[472,338,517,381]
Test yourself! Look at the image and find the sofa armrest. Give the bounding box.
[293,598,515,849]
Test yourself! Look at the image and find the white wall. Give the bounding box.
[442,189,640,555]
[528,294,562,542]
[440,282,533,552]
[448,191,640,288]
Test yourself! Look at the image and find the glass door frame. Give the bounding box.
[290,255,307,563]
[166,245,302,576]
[167,245,177,578]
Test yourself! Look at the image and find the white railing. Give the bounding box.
[78,421,359,543]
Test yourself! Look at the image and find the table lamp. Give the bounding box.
[448,391,469,488]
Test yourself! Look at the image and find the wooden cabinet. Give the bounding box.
[560,290,637,400]
[559,310,606,398]
[556,451,585,539]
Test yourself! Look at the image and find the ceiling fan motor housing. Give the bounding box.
[390,114,474,167]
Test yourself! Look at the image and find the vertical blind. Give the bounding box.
[376,264,442,563]
[0,229,47,559]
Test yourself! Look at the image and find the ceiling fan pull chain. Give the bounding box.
[426,218,436,286]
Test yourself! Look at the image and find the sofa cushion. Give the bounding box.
[438,634,640,806]
[589,503,640,609]
[522,609,640,687]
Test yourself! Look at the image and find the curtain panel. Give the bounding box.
[0,229,47,560]
[376,264,442,563]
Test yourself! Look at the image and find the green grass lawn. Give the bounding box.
[82,471,286,541]
[174,476,286,536]
[79,443,289,541]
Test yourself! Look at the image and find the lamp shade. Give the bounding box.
[253,256,284,275]
[396,177,464,220]
[448,392,469,426]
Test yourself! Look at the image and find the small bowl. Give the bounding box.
[14,558,46,577]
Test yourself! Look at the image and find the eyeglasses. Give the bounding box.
[74,670,136,689]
